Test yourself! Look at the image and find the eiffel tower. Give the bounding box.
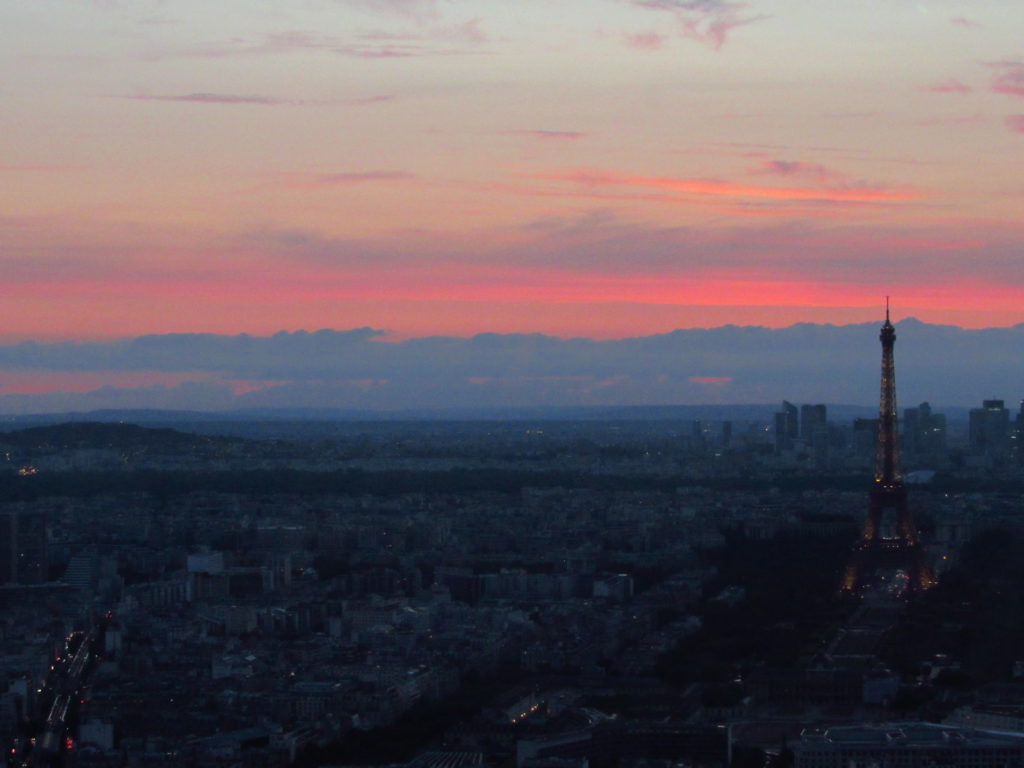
[842,301,934,593]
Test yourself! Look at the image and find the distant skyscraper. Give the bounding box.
[1015,401,1024,461]
[0,510,48,585]
[782,401,798,438]
[924,414,947,462]
[690,419,706,451]
[969,399,1010,455]
[903,402,946,463]
[800,404,827,443]
[852,418,880,460]
[903,405,920,453]
[774,401,798,452]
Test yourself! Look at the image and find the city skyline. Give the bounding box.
[4,1,1024,347]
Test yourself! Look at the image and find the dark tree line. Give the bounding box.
[657,529,857,685]
[0,467,882,503]
[882,527,1024,683]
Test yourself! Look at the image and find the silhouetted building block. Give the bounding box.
[1015,400,1024,461]
[64,549,99,592]
[970,398,1010,456]
[516,721,726,768]
[904,401,947,463]
[793,723,1024,768]
[774,401,798,452]
[852,418,879,460]
[800,404,827,443]
[0,510,48,585]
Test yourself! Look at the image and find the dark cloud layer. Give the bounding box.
[1,321,1023,413]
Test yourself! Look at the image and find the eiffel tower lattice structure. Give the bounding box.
[842,301,935,594]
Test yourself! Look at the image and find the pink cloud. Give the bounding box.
[633,0,738,12]
[441,18,490,43]
[334,41,480,58]
[341,0,438,22]
[536,168,917,205]
[347,94,398,105]
[268,171,417,191]
[339,46,423,58]
[121,92,396,107]
[950,16,982,29]
[357,18,491,44]
[628,0,768,50]
[310,171,417,185]
[490,182,879,218]
[153,27,484,60]
[750,160,846,184]
[506,130,589,140]
[335,38,486,58]
[1005,115,1024,134]
[910,112,983,128]
[689,376,732,384]
[715,206,848,219]
[990,61,1024,96]
[125,92,294,105]
[854,237,984,251]
[623,31,668,50]
[923,78,972,94]
[0,371,212,396]
[270,171,417,191]
[0,165,66,172]
[144,31,337,60]
[678,13,764,49]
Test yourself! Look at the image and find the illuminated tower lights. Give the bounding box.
[843,300,934,593]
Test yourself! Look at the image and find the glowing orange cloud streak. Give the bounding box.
[514,188,854,216]
[712,206,850,219]
[536,170,920,204]
[0,371,210,395]
[11,266,1022,314]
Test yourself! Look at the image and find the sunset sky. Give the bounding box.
[3,0,1024,407]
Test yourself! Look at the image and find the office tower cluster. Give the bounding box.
[775,400,951,470]
[956,397,1024,468]
[774,401,828,455]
